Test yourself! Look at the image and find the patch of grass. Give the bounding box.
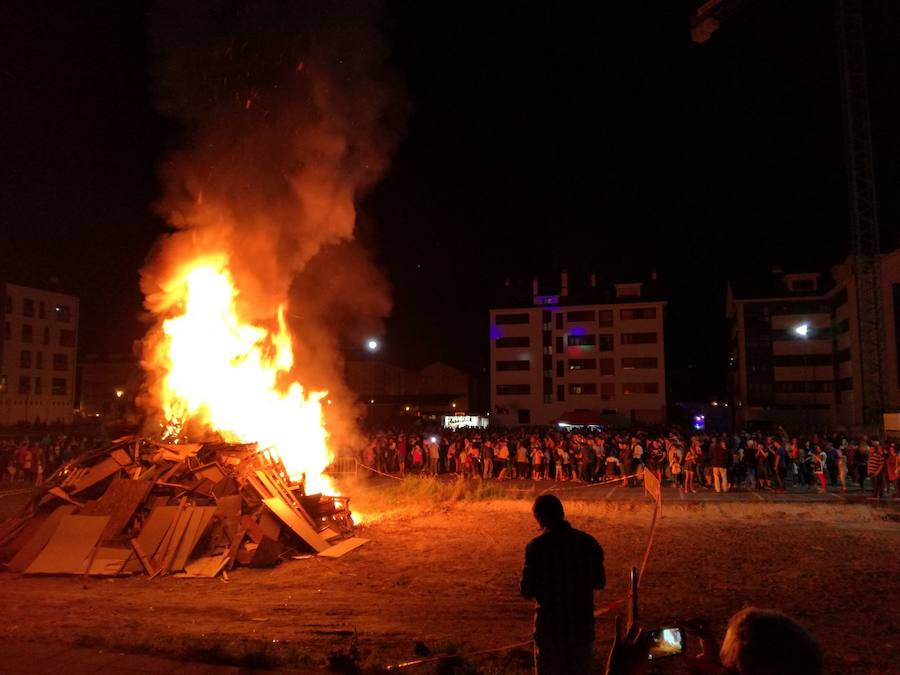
[72,629,315,670]
[343,475,527,520]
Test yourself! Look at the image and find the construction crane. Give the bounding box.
[692,0,886,430]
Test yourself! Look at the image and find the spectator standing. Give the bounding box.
[521,495,605,675]
[605,451,620,482]
[629,439,643,487]
[516,441,529,479]
[482,439,494,479]
[426,436,440,475]
[710,439,729,493]
[837,445,848,494]
[812,446,827,493]
[445,440,457,475]
[669,448,682,489]
[867,442,886,498]
[411,442,424,474]
[496,438,510,479]
[886,444,899,498]
[755,443,771,490]
[683,444,697,493]
[531,445,544,481]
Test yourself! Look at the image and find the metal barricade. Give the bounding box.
[326,456,358,477]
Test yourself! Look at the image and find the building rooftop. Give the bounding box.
[490,269,666,309]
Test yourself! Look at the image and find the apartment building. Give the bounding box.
[0,282,79,424]
[727,249,900,432]
[490,272,667,426]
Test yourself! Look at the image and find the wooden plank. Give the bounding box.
[110,449,133,467]
[210,476,238,498]
[87,546,131,575]
[136,505,179,560]
[60,467,87,488]
[183,554,224,578]
[241,514,266,544]
[257,469,303,511]
[258,511,282,540]
[319,527,342,541]
[171,506,216,572]
[67,457,123,495]
[219,526,247,574]
[6,506,77,572]
[193,462,226,484]
[215,495,242,541]
[158,504,192,573]
[245,473,272,500]
[2,513,47,558]
[79,478,152,541]
[130,537,156,576]
[255,470,282,500]
[0,517,28,549]
[25,515,110,574]
[318,537,370,559]
[157,462,185,484]
[40,487,84,507]
[261,498,329,553]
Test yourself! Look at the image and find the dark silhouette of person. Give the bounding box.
[521,494,606,674]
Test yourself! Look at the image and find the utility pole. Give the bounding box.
[692,0,886,432]
[835,0,885,431]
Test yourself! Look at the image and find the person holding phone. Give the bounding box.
[604,607,823,675]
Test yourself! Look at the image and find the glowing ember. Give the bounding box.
[148,254,335,494]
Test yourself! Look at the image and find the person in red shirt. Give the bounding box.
[16,442,34,484]
[886,443,899,499]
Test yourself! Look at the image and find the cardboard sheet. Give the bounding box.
[25,515,109,574]
[318,537,370,559]
[87,546,132,575]
[6,506,76,572]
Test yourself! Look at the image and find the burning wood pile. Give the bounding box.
[0,436,367,577]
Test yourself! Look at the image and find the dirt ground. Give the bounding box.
[0,483,898,674]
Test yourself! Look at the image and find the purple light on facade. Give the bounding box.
[490,325,503,340]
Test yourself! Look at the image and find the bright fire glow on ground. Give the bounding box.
[149,255,335,494]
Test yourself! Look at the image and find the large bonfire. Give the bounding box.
[144,254,335,495]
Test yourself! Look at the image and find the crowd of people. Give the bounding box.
[3,424,899,500]
[359,426,900,498]
[0,433,110,485]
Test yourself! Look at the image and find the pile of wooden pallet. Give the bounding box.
[0,436,367,577]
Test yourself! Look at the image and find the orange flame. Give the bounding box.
[149,254,335,494]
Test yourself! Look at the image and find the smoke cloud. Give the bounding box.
[140,0,405,445]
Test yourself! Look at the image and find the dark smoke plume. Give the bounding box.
[140,1,405,444]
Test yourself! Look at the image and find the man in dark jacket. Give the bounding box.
[521,494,606,674]
[710,440,729,493]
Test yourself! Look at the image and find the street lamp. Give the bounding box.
[365,338,380,352]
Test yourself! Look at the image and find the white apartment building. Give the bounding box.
[490,273,667,426]
[728,249,900,432]
[0,282,79,424]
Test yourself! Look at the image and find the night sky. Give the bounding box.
[2,1,899,402]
